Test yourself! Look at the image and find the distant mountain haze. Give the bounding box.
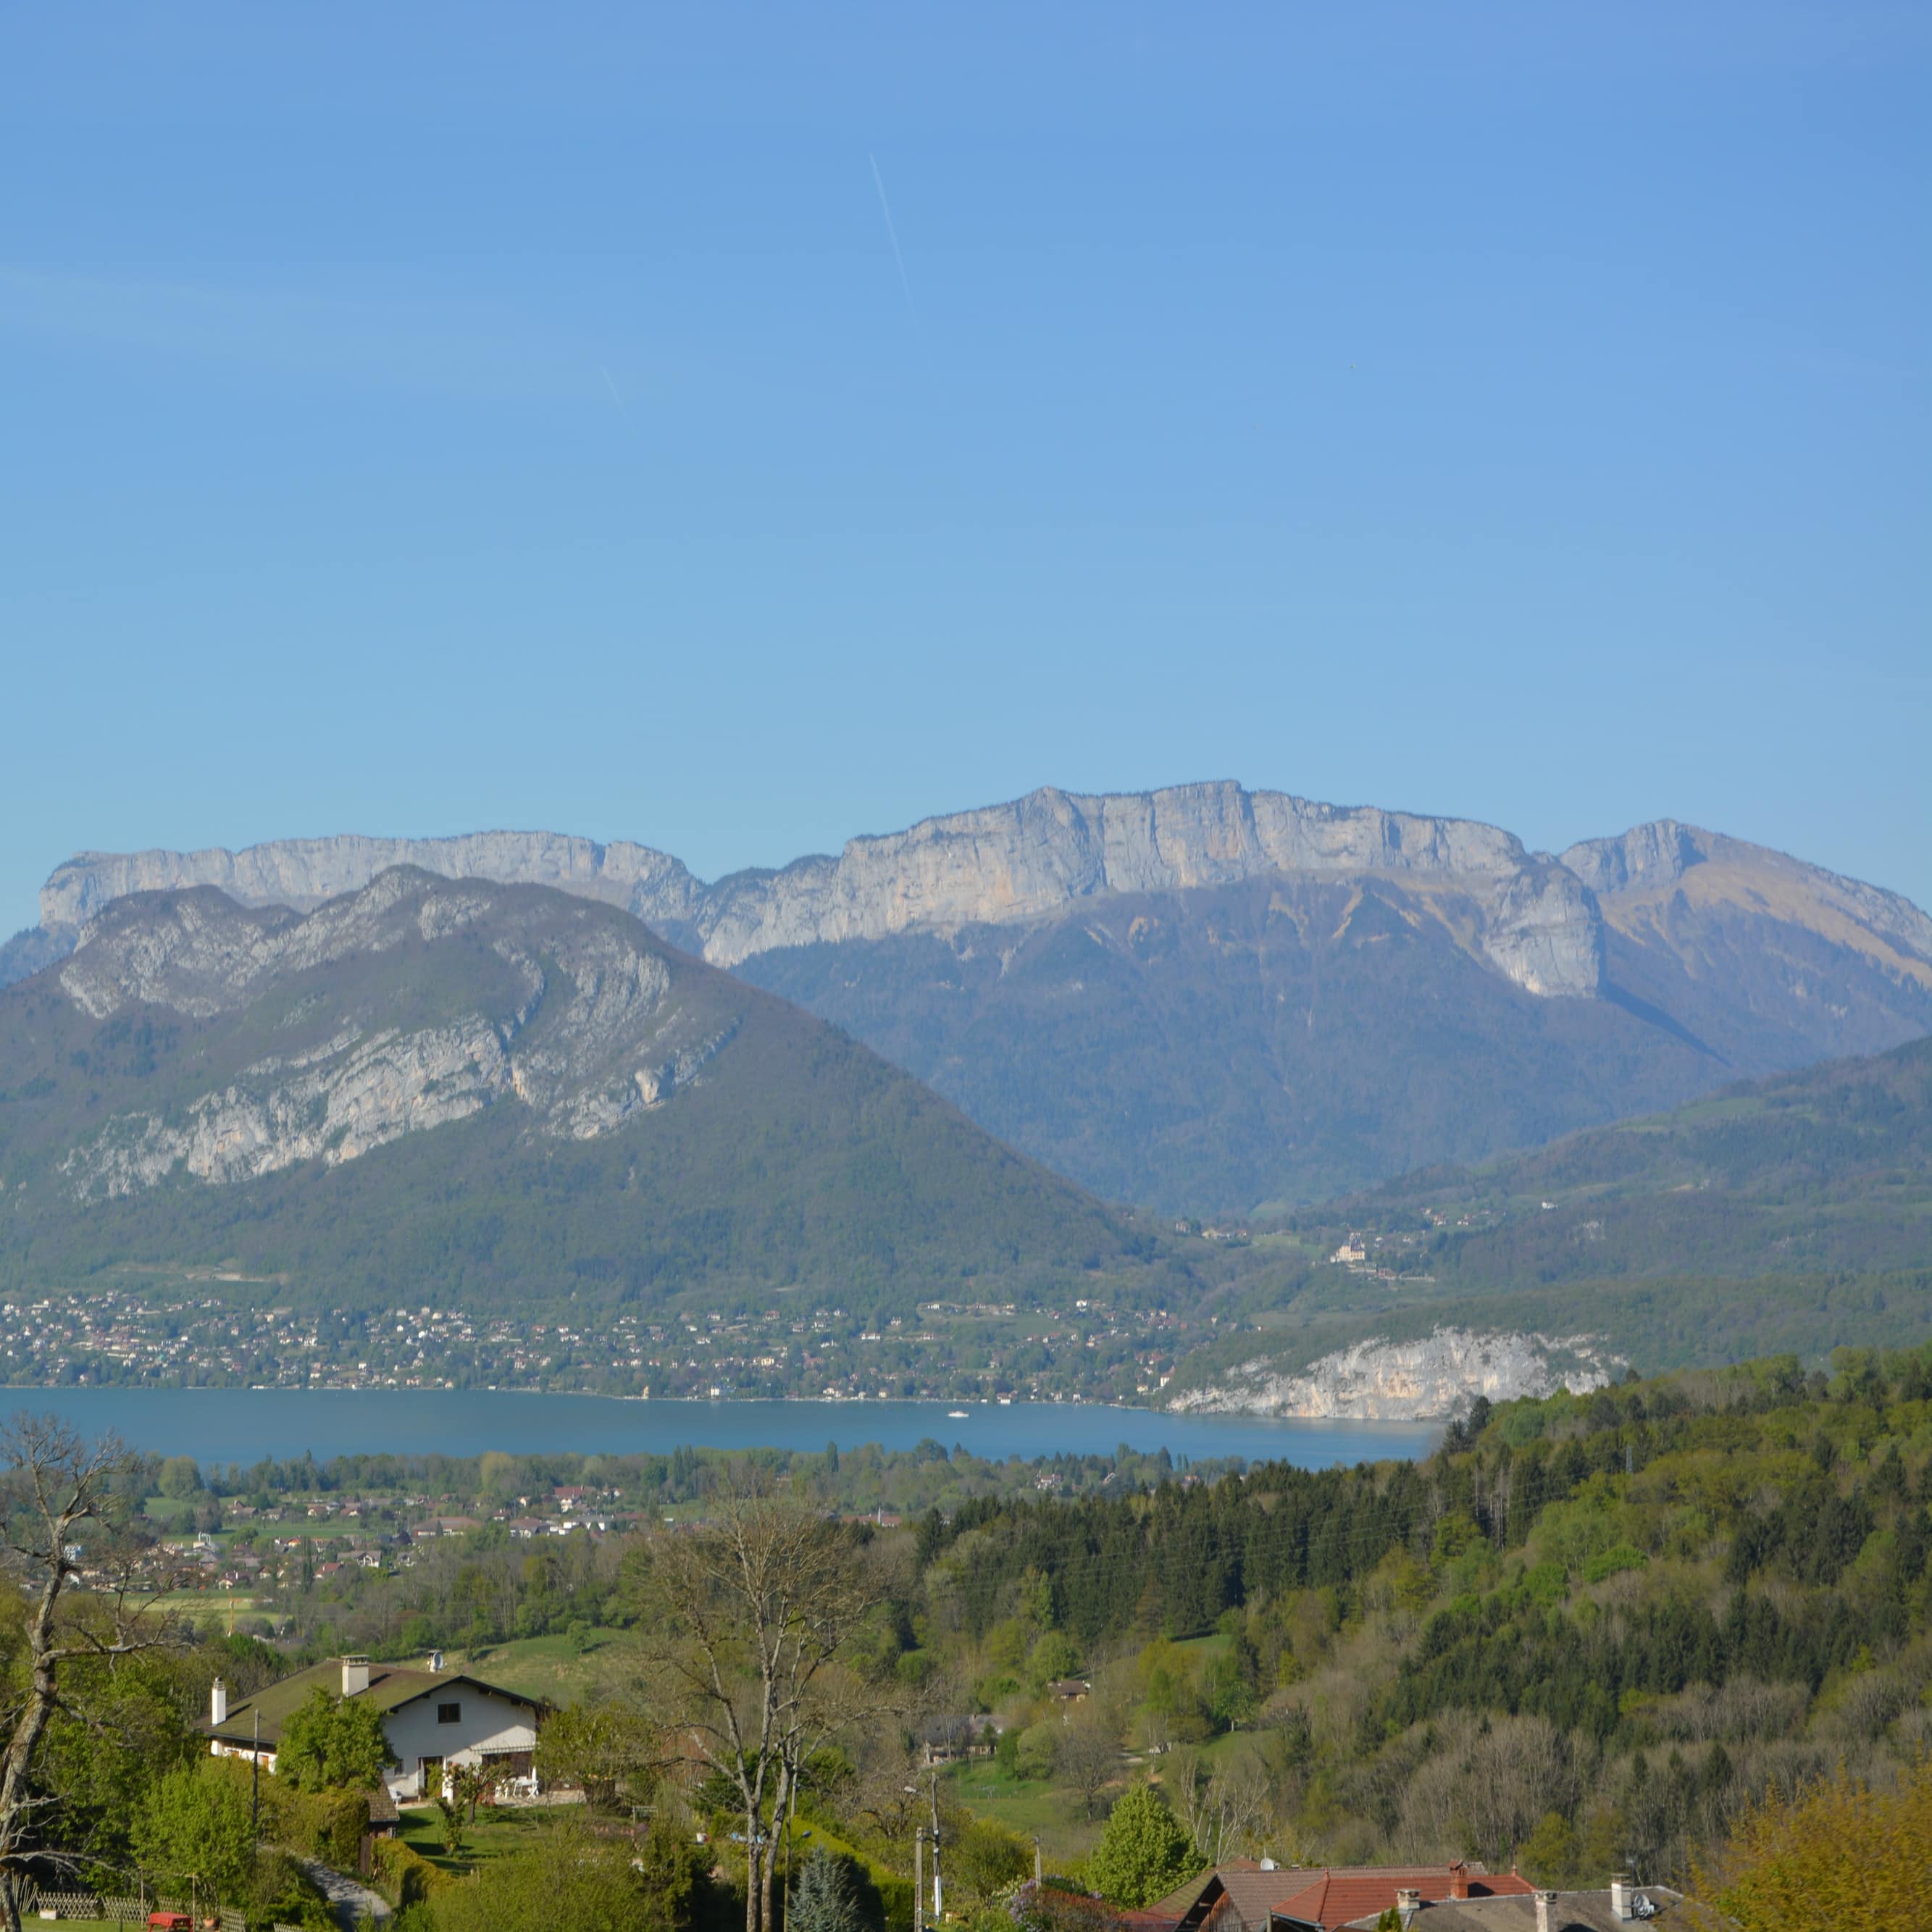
[5,782,1928,1210]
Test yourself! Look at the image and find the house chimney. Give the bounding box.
[1535,1891,1557,1932]
[340,1655,370,1697]
[1448,1861,1470,1901]
[210,1678,227,1727]
[1610,1874,1634,1921]
[1394,1888,1421,1929]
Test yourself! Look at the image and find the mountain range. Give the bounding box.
[0,869,1166,1312]
[9,782,1928,1212]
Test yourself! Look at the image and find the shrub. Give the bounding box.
[369,1834,456,1910]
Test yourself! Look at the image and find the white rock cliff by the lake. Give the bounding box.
[1167,1325,1625,1420]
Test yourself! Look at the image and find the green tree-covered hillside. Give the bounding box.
[0,874,1176,1317]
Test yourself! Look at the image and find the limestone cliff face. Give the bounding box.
[54,871,738,1198]
[32,789,1930,1014]
[1168,1326,1623,1421]
[42,831,705,934]
[34,783,1607,999]
[63,1020,513,1195]
[683,783,1604,995]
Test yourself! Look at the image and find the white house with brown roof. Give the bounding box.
[206,1654,545,1802]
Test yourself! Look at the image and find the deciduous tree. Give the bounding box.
[1691,1761,1929,1932]
[629,1473,895,1932]
[1055,1703,1123,1821]
[275,1685,395,1792]
[431,1816,705,1932]
[534,1697,659,1812]
[129,1762,253,1914]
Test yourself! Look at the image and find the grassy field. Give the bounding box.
[146,1589,271,1631]
[944,1761,1107,1868]
[443,1627,635,1706]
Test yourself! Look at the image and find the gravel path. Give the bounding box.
[298,1858,393,1928]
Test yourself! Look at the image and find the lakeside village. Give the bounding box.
[72,1438,1233,1627]
[0,1289,1200,1402]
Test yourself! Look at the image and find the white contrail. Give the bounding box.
[869,152,916,319]
[598,364,627,411]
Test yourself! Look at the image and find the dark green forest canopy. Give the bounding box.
[916,1344,1932,1745]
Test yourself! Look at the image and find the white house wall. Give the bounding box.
[382,1686,538,1799]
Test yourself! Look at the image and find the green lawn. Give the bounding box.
[397,1800,583,1874]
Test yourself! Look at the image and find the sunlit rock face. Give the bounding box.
[54,871,735,1197]
[35,782,1609,997]
[1168,1326,1624,1421]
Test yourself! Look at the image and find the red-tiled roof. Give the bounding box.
[1020,1885,1180,1932]
[1272,1868,1534,1930]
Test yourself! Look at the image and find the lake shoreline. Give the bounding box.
[0,1386,1444,1468]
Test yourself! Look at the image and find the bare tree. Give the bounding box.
[1167,1743,1270,1865]
[1056,1701,1124,1820]
[632,1473,894,1932]
[845,1729,928,1846]
[0,1415,180,1932]
[1394,1712,1573,1868]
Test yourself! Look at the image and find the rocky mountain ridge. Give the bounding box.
[10,783,1929,1213]
[22,783,1931,1013]
[51,869,740,1196]
[1563,820,1932,987]
[25,782,1618,998]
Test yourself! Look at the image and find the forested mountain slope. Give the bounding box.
[907,1347,1932,1886]
[0,871,1171,1313]
[1160,1039,1932,1410]
[1325,1034,1932,1285]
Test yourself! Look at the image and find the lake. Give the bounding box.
[0,1387,1440,1468]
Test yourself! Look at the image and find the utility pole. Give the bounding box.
[251,1709,262,1841]
[913,1826,926,1932]
[928,1768,944,1924]
[1033,1836,1042,1886]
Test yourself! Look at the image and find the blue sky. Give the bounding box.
[2,4,1926,937]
